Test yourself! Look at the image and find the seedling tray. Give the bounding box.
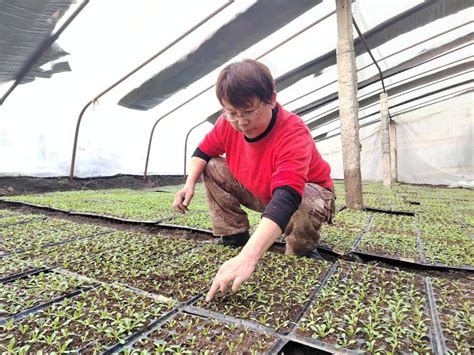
[0,265,50,284]
[0,218,113,255]
[428,276,474,353]
[363,207,415,216]
[295,261,435,353]
[317,210,372,256]
[114,310,283,354]
[194,253,332,334]
[114,244,239,304]
[0,214,47,229]
[22,230,194,271]
[0,256,47,282]
[0,284,175,353]
[355,232,422,263]
[0,270,95,319]
[45,236,198,287]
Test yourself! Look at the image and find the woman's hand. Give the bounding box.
[205,253,257,302]
[172,185,195,213]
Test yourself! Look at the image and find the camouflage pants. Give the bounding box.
[202,157,336,255]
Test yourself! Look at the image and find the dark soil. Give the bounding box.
[129,312,278,353]
[0,174,185,196]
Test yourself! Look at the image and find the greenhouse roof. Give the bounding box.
[0,0,471,179]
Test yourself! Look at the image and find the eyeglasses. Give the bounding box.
[222,106,261,122]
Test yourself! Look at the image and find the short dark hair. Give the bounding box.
[216,59,275,108]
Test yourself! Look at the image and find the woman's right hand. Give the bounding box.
[172,185,195,213]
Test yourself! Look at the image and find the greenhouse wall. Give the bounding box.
[318,92,473,187]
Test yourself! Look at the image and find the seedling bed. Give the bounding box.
[362,195,392,211]
[0,256,46,282]
[0,210,19,218]
[354,216,473,270]
[116,244,239,303]
[429,277,473,353]
[0,214,46,229]
[20,232,132,268]
[369,214,416,235]
[3,188,209,222]
[0,284,174,353]
[194,253,331,334]
[356,232,422,263]
[0,218,113,255]
[0,270,95,320]
[417,222,473,269]
[52,232,198,287]
[296,261,434,354]
[318,210,371,255]
[118,311,282,354]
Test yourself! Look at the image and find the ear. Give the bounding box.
[271,91,277,108]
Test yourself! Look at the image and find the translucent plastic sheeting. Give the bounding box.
[0,0,83,98]
[316,92,473,187]
[118,0,322,111]
[282,6,473,119]
[201,0,472,126]
[317,122,382,182]
[396,92,473,187]
[305,55,473,131]
[0,0,471,181]
[277,0,471,97]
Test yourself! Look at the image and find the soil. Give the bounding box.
[129,313,278,353]
[0,174,185,196]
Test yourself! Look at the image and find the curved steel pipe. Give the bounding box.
[183,119,209,177]
[144,84,215,179]
[69,0,234,181]
[147,10,336,179]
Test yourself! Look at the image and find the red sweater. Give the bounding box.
[199,103,333,204]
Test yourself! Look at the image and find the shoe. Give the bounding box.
[307,248,323,260]
[220,231,250,247]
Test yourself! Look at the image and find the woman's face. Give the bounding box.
[222,94,276,139]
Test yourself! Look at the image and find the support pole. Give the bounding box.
[335,0,363,209]
[380,92,391,186]
[390,118,398,182]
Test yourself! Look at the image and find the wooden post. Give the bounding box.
[380,92,391,186]
[336,0,363,209]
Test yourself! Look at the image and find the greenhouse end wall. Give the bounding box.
[318,92,473,187]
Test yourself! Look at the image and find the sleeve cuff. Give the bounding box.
[192,147,211,162]
[262,186,302,232]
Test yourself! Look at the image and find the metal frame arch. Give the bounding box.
[69,0,234,180]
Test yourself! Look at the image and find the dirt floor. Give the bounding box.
[0,174,185,196]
